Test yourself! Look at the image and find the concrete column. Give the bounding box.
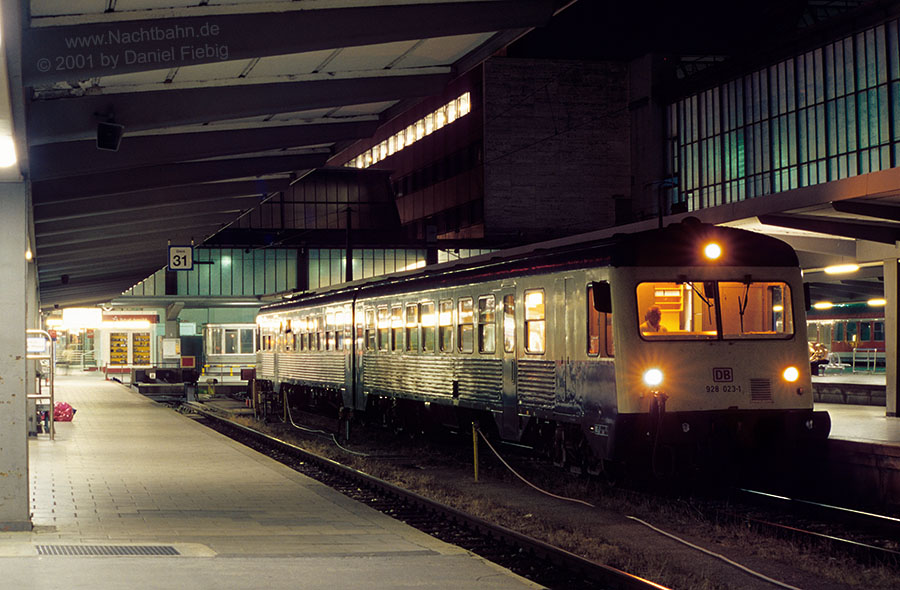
[885,258,899,417]
[0,182,31,530]
[25,260,37,436]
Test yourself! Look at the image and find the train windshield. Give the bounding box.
[636,281,793,340]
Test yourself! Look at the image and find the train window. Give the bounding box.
[524,289,545,354]
[377,307,390,351]
[325,311,335,351]
[210,328,224,355]
[405,304,419,352]
[846,321,858,344]
[860,321,871,342]
[874,321,885,341]
[240,328,254,354]
[587,286,602,355]
[439,299,453,352]
[503,295,515,353]
[587,286,614,357]
[365,309,376,351]
[636,281,793,340]
[391,305,404,351]
[459,297,474,353]
[835,322,844,342]
[315,314,324,351]
[225,329,238,354]
[478,296,496,353]
[421,301,436,352]
[334,310,349,350]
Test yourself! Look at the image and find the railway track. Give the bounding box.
[720,487,900,567]
[191,406,665,590]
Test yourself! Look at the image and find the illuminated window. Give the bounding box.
[405,304,419,352]
[503,295,515,353]
[365,309,376,351]
[391,305,403,351]
[421,301,436,352]
[525,290,545,354]
[344,93,472,168]
[478,295,496,354]
[377,306,390,351]
[458,297,474,353]
[439,299,453,352]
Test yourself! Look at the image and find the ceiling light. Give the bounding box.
[813,302,833,310]
[867,298,887,307]
[824,263,859,274]
[0,136,16,167]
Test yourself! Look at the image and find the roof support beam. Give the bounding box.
[37,219,233,249]
[27,71,450,143]
[33,178,288,211]
[35,208,245,238]
[30,119,378,180]
[758,213,900,245]
[32,152,326,202]
[831,199,900,222]
[23,1,553,84]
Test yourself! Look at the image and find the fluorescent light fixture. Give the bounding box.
[813,302,833,310]
[100,320,150,329]
[772,304,784,312]
[25,249,32,261]
[867,298,887,307]
[62,307,103,329]
[824,263,859,275]
[0,136,16,167]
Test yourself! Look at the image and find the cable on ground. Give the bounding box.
[626,516,802,590]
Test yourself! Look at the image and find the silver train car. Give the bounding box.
[255,220,831,471]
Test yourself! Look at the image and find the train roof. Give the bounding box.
[260,219,799,313]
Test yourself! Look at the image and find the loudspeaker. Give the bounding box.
[97,122,124,151]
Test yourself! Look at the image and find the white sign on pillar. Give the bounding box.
[168,245,194,271]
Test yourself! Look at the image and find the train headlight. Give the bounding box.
[782,366,800,382]
[643,368,664,387]
[703,242,722,260]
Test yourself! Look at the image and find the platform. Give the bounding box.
[0,374,537,590]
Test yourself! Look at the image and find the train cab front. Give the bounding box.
[609,227,831,473]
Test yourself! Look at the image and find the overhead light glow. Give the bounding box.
[0,136,17,167]
[25,249,32,261]
[61,307,103,329]
[824,263,859,275]
[867,298,887,307]
[703,242,722,260]
[772,304,783,312]
[813,302,833,310]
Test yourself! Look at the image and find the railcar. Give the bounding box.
[807,305,885,372]
[203,323,257,383]
[255,219,830,472]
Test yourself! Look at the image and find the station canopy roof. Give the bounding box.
[6,0,899,310]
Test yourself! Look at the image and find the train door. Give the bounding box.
[499,285,518,439]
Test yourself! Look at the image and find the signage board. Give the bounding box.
[168,245,194,271]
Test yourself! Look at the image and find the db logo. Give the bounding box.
[712,367,733,382]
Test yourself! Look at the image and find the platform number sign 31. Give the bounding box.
[168,245,194,271]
